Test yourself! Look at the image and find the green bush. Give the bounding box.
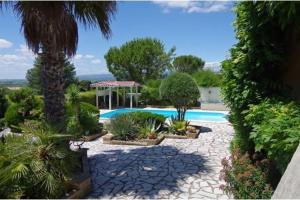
[124,111,166,128]
[80,102,99,114]
[245,100,300,174]
[108,114,139,141]
[4,88,43,129]
[4,104,24,129]
[220,148,273,199]
[140,79,166,105]
[192,70,222,87]
[0,87,9,118]
[79,90,96,106]
[79,109,100,135]
[0,121,79,198]
[160,72,200,121]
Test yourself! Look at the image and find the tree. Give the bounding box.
[105,38,175,83]
[0,2,116,125]
[192,69,222,87]
[160,73,200,121]
[172,55,205,74]
[26,55,78,94]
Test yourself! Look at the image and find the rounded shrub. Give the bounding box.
[160,72,200,120]
[4,104,23,128]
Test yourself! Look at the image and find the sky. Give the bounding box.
[0,1,236,79]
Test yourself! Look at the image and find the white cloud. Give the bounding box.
[74,54,83,59]
[91,59,101,64]
[0,38,13,48]
[152,1,232,13]
[85,54,94,59]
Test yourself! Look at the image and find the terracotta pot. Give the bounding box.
[148,132,157,139]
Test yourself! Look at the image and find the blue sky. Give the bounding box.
[0,1,236,79]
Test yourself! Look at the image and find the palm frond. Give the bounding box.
[67,1,116,39]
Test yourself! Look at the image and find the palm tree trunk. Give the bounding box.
[40,49,65,126]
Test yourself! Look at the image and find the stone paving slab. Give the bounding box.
[82,122,234,199]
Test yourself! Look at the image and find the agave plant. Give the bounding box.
[169,116,190,135]
[138,119,161,139]
[0,120,78,198]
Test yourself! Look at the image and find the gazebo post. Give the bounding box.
[109,87,112,110]
[130,86,133,109]
[123,88,126,106]
[135,86,138,107]
[96,86,99,108]
[116,87,119,107]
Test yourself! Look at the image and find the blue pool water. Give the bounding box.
[100,108,228,122]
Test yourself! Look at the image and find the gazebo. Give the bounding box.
[90,81,141,110]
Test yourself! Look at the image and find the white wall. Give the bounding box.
[199,87,222,103]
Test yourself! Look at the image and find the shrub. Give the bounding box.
[169,117,189,135]
[108,114,139,141]
[80,102,99,114]
[192,70,222,87]
[0,121,79,198]
[4,104,23,129]
[160,73,200,121]
[220,148,273,199]
[0,87,9,118]
[140,79,166,105]
[79,90,96,106]
[138,119,161,139]
[4,88,43,129]
[123,111,166,128]
[79,109,101,135]
[245,100,300,174]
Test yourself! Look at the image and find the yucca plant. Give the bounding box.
[169,116,190,135]
[138,119,161,139]
[0,120,78,198]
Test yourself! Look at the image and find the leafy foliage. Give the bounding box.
[221,2,298,153]
[5,88,43,129]
[192,70,222,87]
[140,79,166,106]
[245,100,300,174]
[172,55,205,74]
[169,117,189,135]
[26,55,78,94]
[123,111,166,128]
[108,112,165,141]
[220,147,273,199]
[160,73,200,121]
[78,80,92,92]
[0,121,79,198]
[108,114,139,141]
[105,38,175,83]
[66,85,100,136]
[0,87,8,119]
[79,90,96,106]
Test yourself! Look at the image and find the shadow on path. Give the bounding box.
[88,145,211,199]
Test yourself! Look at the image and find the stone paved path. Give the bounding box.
[82,122,234,199]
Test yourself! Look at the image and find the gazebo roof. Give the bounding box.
[90,81,141,88]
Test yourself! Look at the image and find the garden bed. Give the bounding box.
[103,133,165,146]
[163,128,201,139]
[80,130,108,142]
[64,148,91,199]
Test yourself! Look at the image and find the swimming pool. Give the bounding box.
[100,108,228,122]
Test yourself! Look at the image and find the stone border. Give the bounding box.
[163,129,200,139]
[64,148,91,199]
[103,134,165,146]
[80,130,108,142]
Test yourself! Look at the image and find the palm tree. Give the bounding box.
[0,1,116,125]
